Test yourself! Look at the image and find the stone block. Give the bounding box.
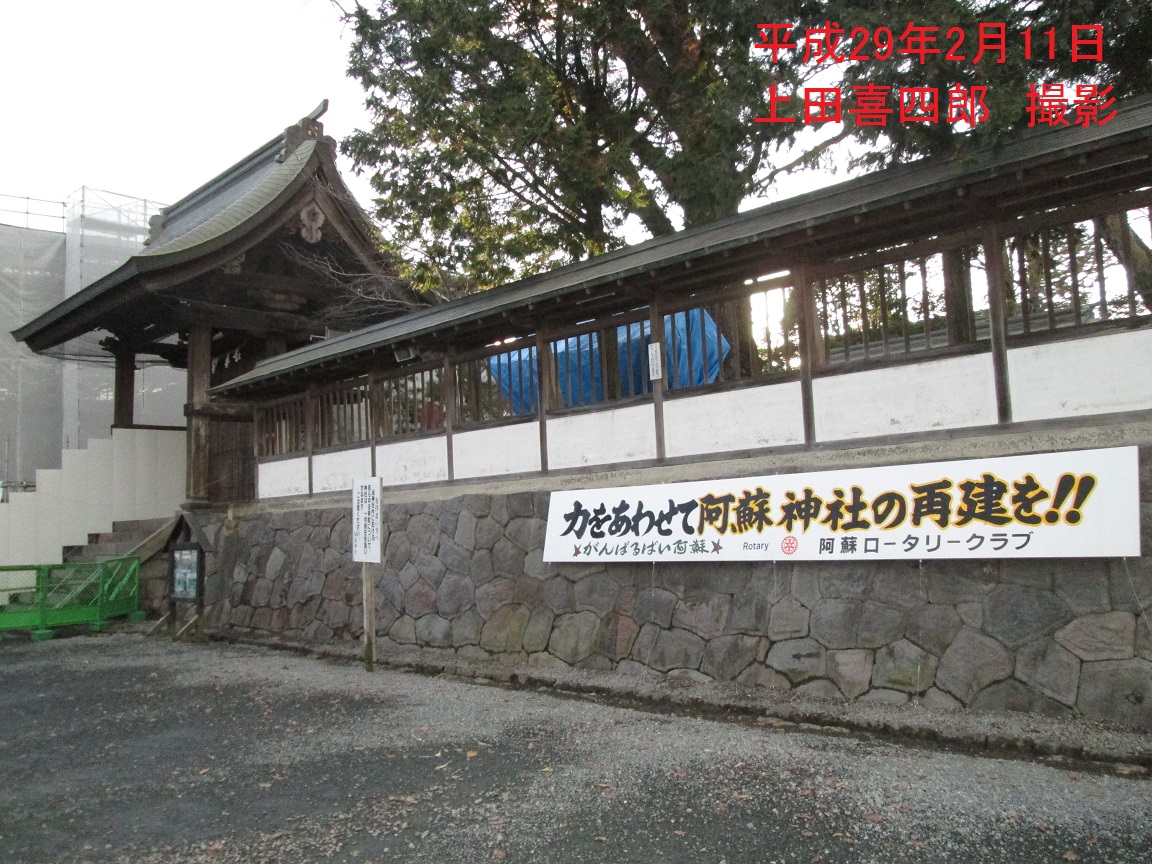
[1076,657,1152,729]
[524,607,555,654]
[404,579,438,619]
[454,509,478,550]
[768,596,809,641]
[398,561,420,589]
[790,568,821,609]
[936,628,1014,705]
[475,517,503,550]
[415,550,447,589]
[859,688,907,704]
[251,607,273,631]
[252,578,273,608]
[982,584,1072,649]
[303,620,334,644]
[505,517,546,553]
[320,547,343,575]
[389,617,417,645]
[1015,637,1080,706]
[385,533,413,571]
[726,571,783,634]
[543,577,576,614]
[492,538,526,578]
[700,634,759,681]
[374,599,400,636]
[598,613,639,661]
[735,663,791,690]
[416,614,452,647]
[480,604,530,653]
[956,602,982,630]
[469,550,494,585]
[1110,559,1152,614]
[970,679,1071,718]
[437,508,459,539]
[321,571,344,602]
[1053,562,1111,615]
[320,599,350,630]
[528,652,570,669]
[905,605,962,657]
[809,600,861,649]
[922,687,962,711]
[633,588,677,628]
[667,668,711,684]
[672,593,731,640]
[264,547,287,581]
[649,628,707,672]
[575,572,621,617]
[505,491,535,519]
[451,608,482,647]
[437,537,472,577]
[476,577,516,620]
[630,622,660,664]
[659,562,750,597]
[462,494,492,518]
[523,549,558,579]
[615,587,637,616]
[436,574,474,618]
[513,574,543,608]
[827,649,873,699]
[858,601,908,648]
[999,559,1055,591]
[615,659,659,677]
[577,654,615,672]
[457,645,490,662]
[533,490,551,519]
[873,639,938,694]
[548,611,601,664]
[766,637,826,684]
[818,562,874,600]
[1055,612,1136,661]
[872,568,927,610]
[924,560,995,606]
[406,514,441,553]
[557,562,607,583]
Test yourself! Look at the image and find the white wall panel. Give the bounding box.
[375,436,449,486]
[548,403,656,469]
[257,457,310,499]
[454,423,541,479]
[664,382,804,458]
[1009,329,1152,422]
[313,447,372,494]
[814,354,997,442]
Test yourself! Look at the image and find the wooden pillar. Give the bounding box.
[443,353,455,481]
[184,325,213,503]
[112,348,136,428]
[983,231,1013,424]
[535,331,550,472]
[793,266,818,445]
[648,295,666,462]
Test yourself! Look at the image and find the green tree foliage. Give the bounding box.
[341,1,1152,293]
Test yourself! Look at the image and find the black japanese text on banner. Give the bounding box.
[543,447,1140,562]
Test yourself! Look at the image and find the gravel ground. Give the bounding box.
[1,632,1150,864]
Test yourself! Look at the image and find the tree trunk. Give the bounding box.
[1096,214,1152,312]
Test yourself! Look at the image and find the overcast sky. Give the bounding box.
[1,0,375,213]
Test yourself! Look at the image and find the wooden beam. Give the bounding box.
[163,297,324,336]
[648,295,667,462]
[112,348,135,428]
[982,230,1013,424]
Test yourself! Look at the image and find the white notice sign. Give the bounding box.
[543,447,1141,562]
[352,477,383,563]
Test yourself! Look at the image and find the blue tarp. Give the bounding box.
[488,309,730,414]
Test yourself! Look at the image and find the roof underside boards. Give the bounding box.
[214,98,1152,399]
[11,107,398,356]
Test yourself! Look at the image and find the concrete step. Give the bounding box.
[111,518,172,536]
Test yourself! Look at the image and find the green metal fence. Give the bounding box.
[0,557,142,639]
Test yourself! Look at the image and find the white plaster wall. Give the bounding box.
[258,457,310,499]
[0,428,186,566]
[548,403,657,470]
[376,436,450,486]
[1009,329,1152,422]
[664,382,804,458]
[814,353,997,443]
[454,423,541,479]
[313,447,373,494]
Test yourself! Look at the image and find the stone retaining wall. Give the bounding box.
[195,457,1152,729]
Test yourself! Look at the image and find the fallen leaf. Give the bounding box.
[199,768,210,775]
[540,766,553,773]
[795,788,812,797]
[801,831,814,838]
[864,813,885,824]
[594,836,607,842]
[492,849,506,861]
[673,830,686,837]
[419,725,431,734]
[434,762,449,771]
[671,767,688,779]
[595,783,611,789]
[1063,853,1079,862]
[467,750,479,759]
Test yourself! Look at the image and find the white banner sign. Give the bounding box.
[544,447,1140,562]
[352,477,383,563]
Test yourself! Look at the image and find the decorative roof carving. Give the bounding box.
[277,99,331,163]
